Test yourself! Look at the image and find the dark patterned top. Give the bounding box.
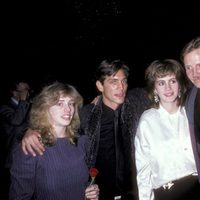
[10,135,89,200]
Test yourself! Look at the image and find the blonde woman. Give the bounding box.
[10,82,99,200]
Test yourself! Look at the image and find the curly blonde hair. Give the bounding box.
[29,81,83,145]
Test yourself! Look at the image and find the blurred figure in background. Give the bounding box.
[0,80,32,200]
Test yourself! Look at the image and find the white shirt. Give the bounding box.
[135,105,197,200]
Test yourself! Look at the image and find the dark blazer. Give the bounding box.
[185,86,200,182]
[0,98,30,167]
[194,88,200,141]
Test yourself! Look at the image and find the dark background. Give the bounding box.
[2,1,200,103]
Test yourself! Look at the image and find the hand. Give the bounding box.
[16,82,31,101]
[85,184,99,200]
[21,128,45,156]
[18,90,29,101]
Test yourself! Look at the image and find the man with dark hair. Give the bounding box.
[80,59,135,199]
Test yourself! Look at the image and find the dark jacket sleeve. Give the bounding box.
[9,144,36,199]
[0,100,30,126]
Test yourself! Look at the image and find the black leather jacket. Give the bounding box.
[79,88,150,199]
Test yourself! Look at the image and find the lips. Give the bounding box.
[164,92,175,97]
[115,93,125,98]
[61,115,71,120]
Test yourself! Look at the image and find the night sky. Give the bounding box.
[3,1,200,103]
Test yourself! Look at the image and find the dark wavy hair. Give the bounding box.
[95,59,130,84]
[145,59,189,108]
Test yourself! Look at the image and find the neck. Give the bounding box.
[102,99,121,111]
[54,126,66,138]
[160,102,179,114]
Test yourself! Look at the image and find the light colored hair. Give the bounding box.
[180,36,200,62]
[29,81,83,145]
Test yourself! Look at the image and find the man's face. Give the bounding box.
[96,69,128,110]
[184,48,200,88]
[13,82,30,100]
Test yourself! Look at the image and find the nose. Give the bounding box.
[194,66,200,75]
[165,83,172,90]
[118,82,123,89]
[64,105,71,112]
[118,81,126,90]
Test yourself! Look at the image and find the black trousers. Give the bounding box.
[154,175,200,200]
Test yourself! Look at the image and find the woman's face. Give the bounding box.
[48,96,75,128]
[154,74,180,105]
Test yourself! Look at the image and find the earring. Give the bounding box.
[178,91,181,98]
[154,94,159,103]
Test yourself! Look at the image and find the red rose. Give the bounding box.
[88,167,99,186]
[89,167,99,178]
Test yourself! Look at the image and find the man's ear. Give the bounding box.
[96,80,103,92]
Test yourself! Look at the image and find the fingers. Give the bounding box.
[21,129,45,156]
[19,90,29,101]
[85,184,99,200]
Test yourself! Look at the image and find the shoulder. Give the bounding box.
[77,135,89,151]
[80,99,102,120]
[80,103,97,118]
[0,104,13,113]
[187,86,198,99]
[185,86,198,109]
[127,87,148,99]
[127,88,147,98]
[12,143,36,165]
[79,104,95,125]
[81,103,94,113]
[139,108,158,121]
[136,108,159,138]
[126,88,151,108]
[78,134,88,142]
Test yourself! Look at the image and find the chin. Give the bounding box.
[193,81,200,88]
[116,100,124,105]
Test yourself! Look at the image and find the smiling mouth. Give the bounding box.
[164,93,174,97]
[62,116,71,120]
